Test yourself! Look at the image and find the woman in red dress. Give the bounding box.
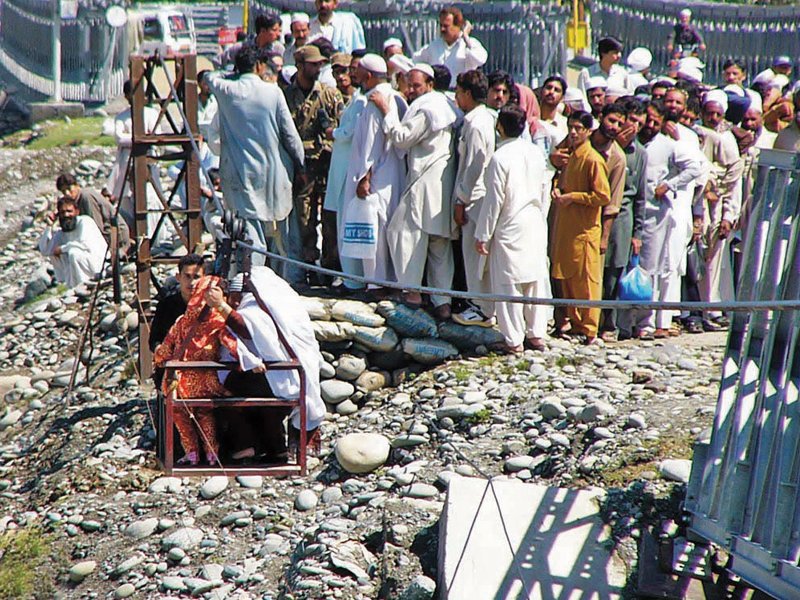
[154,275,238,465]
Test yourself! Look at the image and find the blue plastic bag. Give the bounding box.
[618,254,653,301]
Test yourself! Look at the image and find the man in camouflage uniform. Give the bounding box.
[284,45,344,285]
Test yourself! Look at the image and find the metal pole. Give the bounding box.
[52,0,62,102]
[243,0,249,33]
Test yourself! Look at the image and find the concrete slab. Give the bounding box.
[438,476,627,599]
[28,101,84,123]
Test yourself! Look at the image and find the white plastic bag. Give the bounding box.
[340,195,378,259]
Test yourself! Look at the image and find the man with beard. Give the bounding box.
[738,100,776,238]
[284,45,344,284]
[372,64,458,318]
[635,100,703,339]
[694,89,745,331]
[341,54,407,294]
[310,0,365,54]
[325,52,368,290]
[412,7,487,88]
[589,103,628,342]
[605,97,648,340]
[283,13,311,67]
[586,77,608,120]
[550,110,611,345]
[39,196,107,288]
[533,75,569,208]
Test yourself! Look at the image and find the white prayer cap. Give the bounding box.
[564,87,589,111]
[383,37,403,51]
[606,83,629,98]
[410,63,435,79]
[290,12,309,24]
[723,84,745,97]
[627,47,652,73]
[680,8,692,18]
[388,54,414,74]
[360,53,387,75]
[677,65,703,83]
[585,76,607,91]
[678,56,705,70]
[753,68,776,86]
[229,274,244,293]
[703,89,729,113]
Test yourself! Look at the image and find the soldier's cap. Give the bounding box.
[331,53,352,69]
[774,55,793,67]
[295,45,328,63]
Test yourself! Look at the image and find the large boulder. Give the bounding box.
[335,433,391,474]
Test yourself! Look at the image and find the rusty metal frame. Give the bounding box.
[159,360,307,477]
[129,54,203,379]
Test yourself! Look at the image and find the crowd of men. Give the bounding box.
[40,3,800,353]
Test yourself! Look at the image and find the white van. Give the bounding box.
[137,9,197,57]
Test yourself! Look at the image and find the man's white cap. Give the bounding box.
[723,83,745,97]
[564,87,589,111]
[290,12,309,24]
[229,273,244,293]
[678,56,705,70]
[606,83,628,98]
[627,47,652,73]
[388,54,414,74]
[360,53,387,75]
[680,8,692,18]
[704,89,729,113]
[383,37,403,51]
[677,65,703,83]
[585,76,608,91]
[410,63,435,79]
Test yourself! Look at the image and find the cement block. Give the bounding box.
[439,476,627,599]
[28,101,84,122]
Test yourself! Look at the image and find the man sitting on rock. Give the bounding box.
[38,196,107,288]
[56,172,130,255]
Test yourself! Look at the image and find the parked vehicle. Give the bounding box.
[136,9,196,57]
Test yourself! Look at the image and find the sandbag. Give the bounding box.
[352,326,399,352]
[401,337,459,365]
[312,321,356,343]
[438,321,505,351]
[376,301,438,338]
[302,297,331,321]
[331,300,385,327]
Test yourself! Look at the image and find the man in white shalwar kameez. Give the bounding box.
[450,69,496,326]
[39,197,107,288]
[636,101,703,337]
[474,104,549,352]
[341,54,407,288]
[222,268,325,435]
[372,63,458,316]
[324,57,368,289]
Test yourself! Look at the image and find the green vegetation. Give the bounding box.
[451,364,472,383]
[0,528,53,599]
[467,407,493,425]
[3,116,114,150]
[597,433,695,488]
[20,284,68,308]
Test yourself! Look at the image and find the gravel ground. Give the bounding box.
[0,144,728,599]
